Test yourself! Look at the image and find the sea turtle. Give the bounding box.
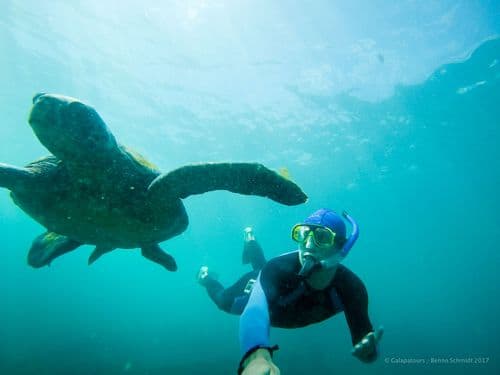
[0,93,307,271]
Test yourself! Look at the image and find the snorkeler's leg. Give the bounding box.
[198,266,234,312]
[204,278,235,313]
[242,228,266,271]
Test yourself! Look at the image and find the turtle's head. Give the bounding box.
[29,93,118,162]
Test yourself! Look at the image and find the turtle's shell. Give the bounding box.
[10,147,188,249]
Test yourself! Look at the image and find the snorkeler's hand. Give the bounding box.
[352,326,384,363]
[241,348,280,375]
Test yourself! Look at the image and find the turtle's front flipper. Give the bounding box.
[0,163,35,191]
[147,163,307,206]
[141,244,178,272]
[88,246,115,265]
[28,232,82,268]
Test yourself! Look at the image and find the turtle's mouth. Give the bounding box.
[29,93,66,126]
[28,92,118,161]
[30,93,81,119]
[32,92,46,104]
[29,93,90,155]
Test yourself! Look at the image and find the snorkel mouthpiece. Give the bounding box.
[298,255,321,278]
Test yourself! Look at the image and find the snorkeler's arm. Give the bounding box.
[239,273,271,352]
[335,265,373,344]
[238,273,280,374]
[335,265,382,362]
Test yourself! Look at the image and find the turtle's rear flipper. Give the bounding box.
[0,163,35,191]
[28,232,82,268]
[88,246,115,265]
[141,244,177,272]
[147,163,308,206]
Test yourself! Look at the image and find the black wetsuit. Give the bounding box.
[203,239,264,314]
[204,237,373,350]
[239,251,374,353]
[258,251,373,345]
[203,270,259,314]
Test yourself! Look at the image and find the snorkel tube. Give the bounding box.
[340,210,359,257]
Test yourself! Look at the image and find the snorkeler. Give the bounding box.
[237,209,383,374]
[198,209,383,374]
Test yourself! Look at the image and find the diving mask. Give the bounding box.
[291,224,336,248]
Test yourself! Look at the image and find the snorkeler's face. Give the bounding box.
[299,234,338,263]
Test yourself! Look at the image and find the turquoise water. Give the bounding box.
[1,1,499,374]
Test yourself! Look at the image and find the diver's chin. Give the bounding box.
[300,250,342,277]
[319,257,340,270]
